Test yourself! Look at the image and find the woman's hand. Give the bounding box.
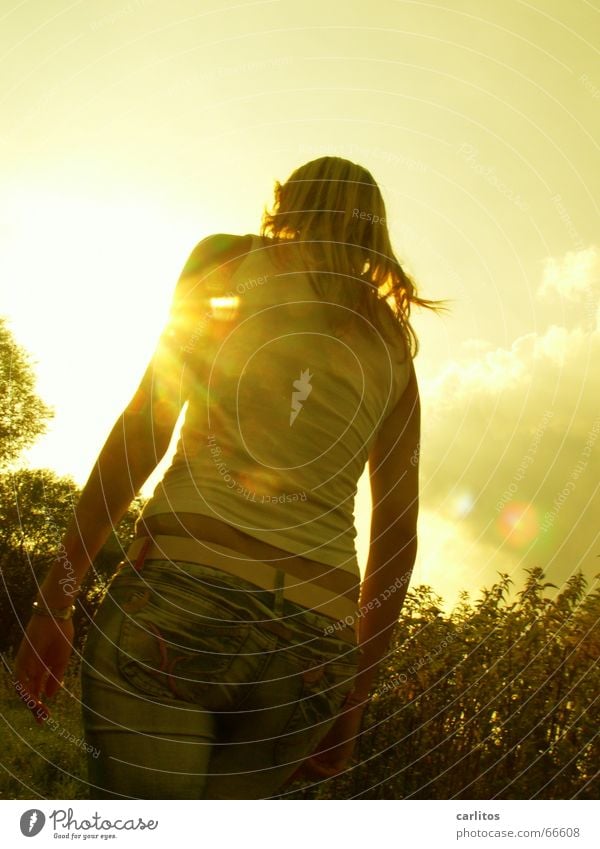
[288,702,366,783]
[13,615,74,716]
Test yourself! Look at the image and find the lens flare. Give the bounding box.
[454,490,475,517]
[210,295,239,321]
[497,501,540,547]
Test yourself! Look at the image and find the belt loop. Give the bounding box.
[273,568,286,619]
[133,537,152,573]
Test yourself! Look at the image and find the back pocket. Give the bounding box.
[273,655,357,768]
[116,587,253,704]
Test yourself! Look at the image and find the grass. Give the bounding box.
[1,663,89,800]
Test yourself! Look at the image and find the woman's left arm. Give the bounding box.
[38,379,181,609]
[12,237,215,702]
[12,349,183,705]
[14,233,246,702]
[35,232,238,608]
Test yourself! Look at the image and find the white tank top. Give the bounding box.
[138,234,412,578]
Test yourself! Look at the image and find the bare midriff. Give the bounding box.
[136,512,361,603]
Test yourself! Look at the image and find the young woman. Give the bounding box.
[14,156,438,799]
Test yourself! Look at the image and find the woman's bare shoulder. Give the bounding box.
[185,233,253,267]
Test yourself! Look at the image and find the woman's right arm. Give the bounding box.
[353,360,420,702]
[297,362,420,779]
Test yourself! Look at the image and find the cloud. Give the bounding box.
[537,246,598,302]
[418,246,600,600]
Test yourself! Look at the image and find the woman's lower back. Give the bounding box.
[136,511,360,603]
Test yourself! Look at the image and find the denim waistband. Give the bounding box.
[113,555,358,646]
[125,535,359,634]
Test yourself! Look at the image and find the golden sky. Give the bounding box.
[1,0,598,607]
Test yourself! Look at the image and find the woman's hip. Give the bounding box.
[82,558,361,714]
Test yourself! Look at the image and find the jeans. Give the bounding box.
[80,554,361,799]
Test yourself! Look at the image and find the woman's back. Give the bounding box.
[19,156,439,800]
[138,234,412,579]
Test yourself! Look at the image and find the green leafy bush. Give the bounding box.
[1,568,597,800]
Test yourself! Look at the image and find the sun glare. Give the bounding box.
[2,187,200,484]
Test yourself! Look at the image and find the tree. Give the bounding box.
[0,320,145,650]
[0,317,52,469]
[0,468,79,650]
[0,467,144,651]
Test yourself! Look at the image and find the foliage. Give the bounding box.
[285,569,599,800]
[0,469,79,651]
[0,663,88,800]
[0,569,597,800]
[0,465,144,652]
[0,318,52,469]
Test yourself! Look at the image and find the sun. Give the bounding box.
[2,186,204,487]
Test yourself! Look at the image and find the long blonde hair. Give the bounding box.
[260,156,442,356]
